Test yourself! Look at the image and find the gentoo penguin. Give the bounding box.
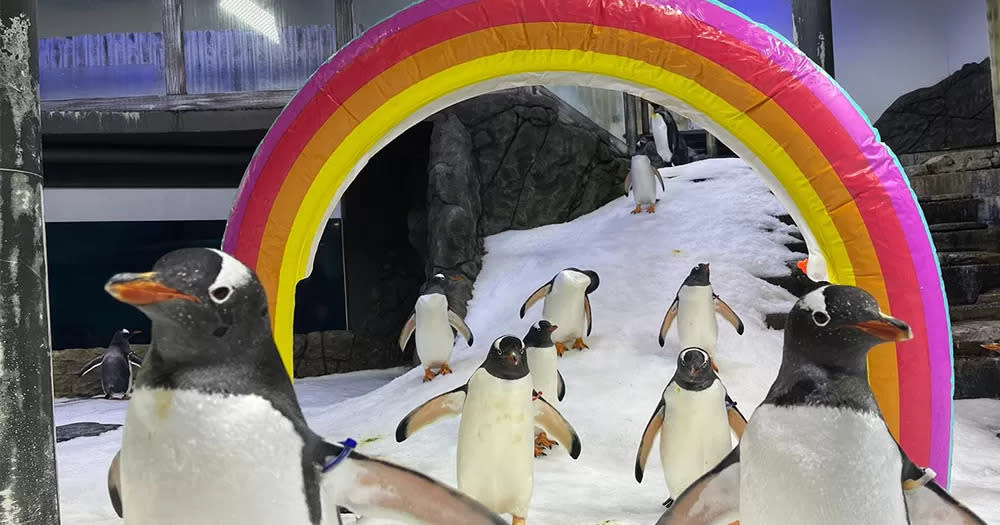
[519,268,600,356]
[624,151,665,214]
[634,347,746,508]
[651,105,681,167]
[658,263,744,370]
[79,329,144,400]
[399,273,475,382]
[396,335,582,525]
[104,248,506,525]
[523,320,566,456]
[657,285,987,525]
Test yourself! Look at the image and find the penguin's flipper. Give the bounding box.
[519,281,552,318]
[655,446,740,525]
[714,295,745,335]
[900,447,986,524]
[656,170,666,192]
[532,394,582,459]
[447,308,474,346]
[725,394,748,439]
[584,295,593,337]
[321,444,507,525]
[127,352,143,368]
[557,371,566,401]
[623,171,632,195]
[395,385,467,441]
[635,398,665,482]
[79,356,103,377]
[108,449,123,517]
[398,311,416,351]
[658,297,680,347]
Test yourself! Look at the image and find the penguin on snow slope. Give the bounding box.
[396,335,582,525]
[634,347,747,508]
[651,105,681,167]
[625,143,665,214]
[104,248,506,525]
[519,268,600,356]
[657,285,987,525]
[79,328,143,400]
[399,273,475,382]
[523,320,566,456]
[658,263,744,370]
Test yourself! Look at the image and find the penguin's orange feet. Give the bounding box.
[646,204,656,213]
[422,368,437,382]
[438,363,454,376]
[534,445,547,457]
[630,204,643,214]
[513,516,527,525]
[711,359,720,372]
[535,432,557,450]
[572,337,589,350]
[555,342,569,357]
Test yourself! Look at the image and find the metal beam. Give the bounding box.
[335,0,356,50]
[162,0,187,95]
[623,92,638,155]
[792,0,835,77]
[987,0,1000,143]
[0,0,60,522]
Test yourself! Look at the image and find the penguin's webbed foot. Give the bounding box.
[572,337,589,351]
[422,368,437,382]
[646,204,656,213]
[711,359,720,373]
[534,445,547,457]
[555,342,569,357]
[438,363,453,376]
[513,516,526,525]
[535,431,557,450]
[662,498,674,508]
[630,205,643,215]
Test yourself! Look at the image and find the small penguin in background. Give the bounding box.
[104,248,506,525]
[651,105,681,167]
[658,285,987,525]
[624,148,665,214]
[399,273,475,382]
[79,328,143,400]
[520,268,600,356]
[397,335,582,525]
[523,320,566,456]
[634,347,746,508]
[658,263,744,370]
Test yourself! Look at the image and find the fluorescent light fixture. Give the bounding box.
[220,0,281,44]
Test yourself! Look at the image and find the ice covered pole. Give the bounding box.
[0,0,61,522]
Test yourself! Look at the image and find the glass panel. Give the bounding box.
[37,0,165,100]
[182,0,336,94]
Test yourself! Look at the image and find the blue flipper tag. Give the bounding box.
[323,438,358,473]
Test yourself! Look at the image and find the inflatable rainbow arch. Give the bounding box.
[223,0,954,484]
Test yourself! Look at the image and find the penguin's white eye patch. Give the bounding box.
[812,311,830,326]
[210,286,232,303]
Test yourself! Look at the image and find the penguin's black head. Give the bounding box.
[108,328,139,350]
[786,285,912,369]
[566,268,600,294]
[523,320,558,348]
[105,248,270,360]
[483,335,529,380]
[683,263,711,287]
[673,347,717,390]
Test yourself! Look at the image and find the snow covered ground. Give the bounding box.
[56,159,1000,524]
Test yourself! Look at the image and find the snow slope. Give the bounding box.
[56,159,1000,524]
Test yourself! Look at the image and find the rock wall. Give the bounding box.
[875,59,995,154]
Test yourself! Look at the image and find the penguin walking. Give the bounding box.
[658,263,744,370]
[624,152,665,214]
[104,248,506,525]
[399,273,475,382]
[523,320,566,456]
[634,347,746,508]
[519,268,599,356]
[79,328,143,400]
[396,335,582,525]
[657,285,987,525]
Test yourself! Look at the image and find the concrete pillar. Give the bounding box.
[987,0,1000,142]
[792,0,835,77]
[335,0,356,50]
[0,0,61,523]
[639,99,651,135]
[623,93,638,155]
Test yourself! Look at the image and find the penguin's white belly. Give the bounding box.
[121,388,315,525]
[677,287,718,356]
[740,404,907,525]
[542,276,588,343]
[526,346,559,403]
[660,381,731,497]
[415,294,454,367]
[457,370,534,517]
[633,166,657,205]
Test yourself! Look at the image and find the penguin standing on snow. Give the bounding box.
[658,263,744,370]
[79,328,143,400]
[523,320,566,456]
[634,347,746,508]
[658,285,987,525]
[399,273,475,382]
[624,149,665,214]
[651,105,681,167]
[396,335,582,525]
[104,248,506,525]
[520,268,600,356]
